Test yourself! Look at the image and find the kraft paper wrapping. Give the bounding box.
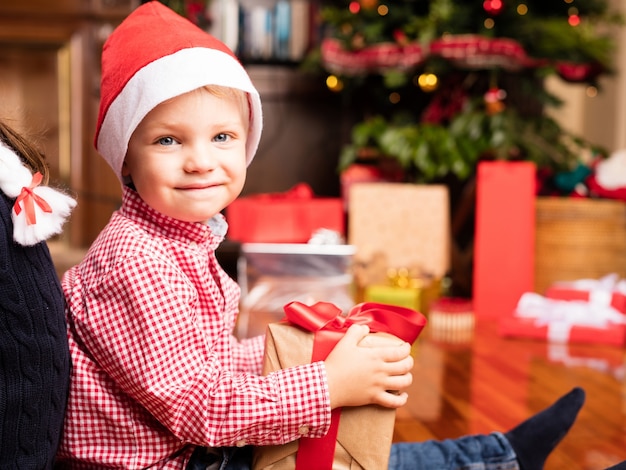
[348,183,450,279]
[252,322,401,470]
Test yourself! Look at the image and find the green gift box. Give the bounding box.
[363,271,441,314]
[363,284,421,311]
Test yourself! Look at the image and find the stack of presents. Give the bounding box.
[227,161,626,349]
[225,161,626,468]
[226,181,450,340]
[473,161,626,347]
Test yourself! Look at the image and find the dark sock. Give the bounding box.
[504,387,585,470]
[605,462,626,470]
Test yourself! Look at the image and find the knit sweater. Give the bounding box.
[0,191,70,469]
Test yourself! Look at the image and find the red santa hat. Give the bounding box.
[95,1,262,182]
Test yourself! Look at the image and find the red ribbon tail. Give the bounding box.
[296,409,341,470]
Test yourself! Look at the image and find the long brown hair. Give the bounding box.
[0,121,49,184]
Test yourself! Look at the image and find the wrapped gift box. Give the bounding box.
[499,316,626,346]
[545,275,626,313]
[363,284,421,311]
[340,163,404,211]
[499,292,626,346]
[235,243,356,339]
[362,273,440,314]
[545,286,626,313]
[348,183,450,280]
[226,184,344,243]
[254,323,399,470]
[253,301,426,470]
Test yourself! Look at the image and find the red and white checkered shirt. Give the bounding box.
[57,188,331,469]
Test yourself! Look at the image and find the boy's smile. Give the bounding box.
[123,87,248,223]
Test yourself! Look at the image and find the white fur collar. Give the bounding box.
[0,141,76,246]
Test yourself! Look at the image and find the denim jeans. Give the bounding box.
[187,432,518,470]
[388,432,519,470]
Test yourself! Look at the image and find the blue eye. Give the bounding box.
[213,133,230,143]
[158,136,177,146]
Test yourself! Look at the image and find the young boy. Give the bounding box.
[57,2,585,469]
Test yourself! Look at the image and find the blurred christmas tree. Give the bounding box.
[314,0,622,183]
[149,0,211,28]
[312,0,623,296]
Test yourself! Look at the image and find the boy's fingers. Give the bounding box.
[385,372,413,391]
[379,342,412,362]
[381,357,414,381]
[344,323,370,343]
[376,391,409,409]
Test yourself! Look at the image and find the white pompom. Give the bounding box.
[12,186,77,246]
[0,141,77,246]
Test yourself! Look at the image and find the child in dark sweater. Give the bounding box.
[0,121,75,468]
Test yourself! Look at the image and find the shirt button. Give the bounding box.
[189,241,197,248]
[298,425,310,435]
[235,439,247,447]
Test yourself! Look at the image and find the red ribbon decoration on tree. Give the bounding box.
[13,172,52,225]
[282,301,427,470]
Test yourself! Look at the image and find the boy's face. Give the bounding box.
[123,87,248,223]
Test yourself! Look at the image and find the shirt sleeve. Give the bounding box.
[72,253,332,447]
[230,334,265,375]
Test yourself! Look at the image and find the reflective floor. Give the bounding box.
[395,320,626,470]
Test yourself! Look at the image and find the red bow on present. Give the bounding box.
[13,172,52,225]
[282,301,427,470]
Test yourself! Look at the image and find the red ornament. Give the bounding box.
[393,29,409,45]
[483,0,503,15]
[484,87,507,115]
[183,0,211,27]
[556,62,602,83]
[568,14,581,26]
[359,0,379,10]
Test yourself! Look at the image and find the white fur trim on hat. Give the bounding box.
[0,142,76,246]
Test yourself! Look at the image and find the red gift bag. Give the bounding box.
[473,161,536,319]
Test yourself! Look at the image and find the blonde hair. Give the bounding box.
[203,85,250,131]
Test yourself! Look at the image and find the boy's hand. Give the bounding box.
[324,324,413,410]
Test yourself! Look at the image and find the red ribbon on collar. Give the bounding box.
[282,301,427,470]
[13,172,52,225]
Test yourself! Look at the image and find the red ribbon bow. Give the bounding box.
[282,301,427,470]
[13,172,52,225]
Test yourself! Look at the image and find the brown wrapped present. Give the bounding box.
[348,183,450,280]
[253,301,427,470]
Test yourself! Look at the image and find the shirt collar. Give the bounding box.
[119,186,227,247]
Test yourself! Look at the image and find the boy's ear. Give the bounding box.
[121,160,130,177]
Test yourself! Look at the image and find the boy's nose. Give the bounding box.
[184,144,217,172]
